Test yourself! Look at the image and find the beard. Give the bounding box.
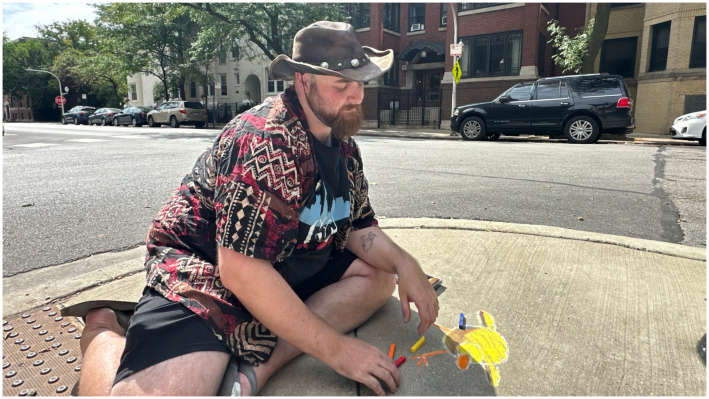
[307,79,363,141]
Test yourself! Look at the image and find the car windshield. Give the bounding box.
[136,107,151,112]
[501,84,533,102]
[184,102,204,109]
[107,108,122,113]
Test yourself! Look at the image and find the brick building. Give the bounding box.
[588,3,706,134]
[3,94,34,122]
[350,3,587,129]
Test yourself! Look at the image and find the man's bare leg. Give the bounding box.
[78,258,394,396]
[78,309,127,396]
[240,259,396,395]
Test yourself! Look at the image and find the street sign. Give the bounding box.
[214,82,222,90]
[452,60,462,85]
[450,43,463,57]
[55,96,66,105]
[81,94,87,100]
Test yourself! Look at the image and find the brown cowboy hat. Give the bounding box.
[269,21,394,83]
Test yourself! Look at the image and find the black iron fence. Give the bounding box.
[377,89,442,127]
[204,102,256,123]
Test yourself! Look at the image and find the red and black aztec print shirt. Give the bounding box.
[143,86,377,364]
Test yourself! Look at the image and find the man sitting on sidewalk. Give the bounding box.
[74,21,439,396]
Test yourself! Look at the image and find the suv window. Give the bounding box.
[576,78,622,97]
[535,81,569,100]
[506,85,532,101]
[168,102,179,109]
[184,102,204,109]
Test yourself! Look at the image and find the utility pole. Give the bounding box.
[26,68,65,117]
[450,3,459,118]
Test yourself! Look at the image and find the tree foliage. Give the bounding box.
[547,3,611,75]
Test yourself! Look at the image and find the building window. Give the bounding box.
[537,34,546,77]
[649,21,671,72]
[206,77,215,96]
[345,3,370,29]
[459,3,510,12]
[220,75,228,96]
[461,30,522,78]
[440,4,447,27]
[689,16,706,68]
[383,3,400,32]
[234,73,240,85]
[130,84,137,100]
[231,42,239,60]
[219,49,227,65]
[599,37,638,78]
[190,82,196,98]
[268,79,284,93]
[382,53,399,86]
[21,113,24,120]
[409,4,425,31]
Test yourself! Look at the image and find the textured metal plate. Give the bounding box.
[3,305,82,396]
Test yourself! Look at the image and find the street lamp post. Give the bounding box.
[26,68,65,118]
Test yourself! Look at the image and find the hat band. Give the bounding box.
[301,55,371,71]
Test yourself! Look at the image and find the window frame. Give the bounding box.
[459,3,510,12]
[345,3,370,29]
[689,15,706,69]
[408,3,425,32]
[599,36,638,78]
[382,53,399,86]
[383,3,400,32]
[218,48,227,65]
[130,84,137,101]
[461,30,523,78]
[440,4,447,27]
[220,74,228,96]
[649,21,671,72]
[533,81,570,101]
[190,81,197,98]
[234,73,240,85]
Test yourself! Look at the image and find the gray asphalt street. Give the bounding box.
[2,123,705,276]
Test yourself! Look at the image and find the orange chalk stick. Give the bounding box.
[395,356,406,368]
[389,343,395,358]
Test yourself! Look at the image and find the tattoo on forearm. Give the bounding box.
[361,232,376,253]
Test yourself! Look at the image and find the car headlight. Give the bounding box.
[685,113,706,120]
[453,108,459,116]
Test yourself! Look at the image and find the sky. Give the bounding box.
[3,1,100,40]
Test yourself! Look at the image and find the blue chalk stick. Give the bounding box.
[459,313,466,330]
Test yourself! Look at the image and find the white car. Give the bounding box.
[670,110,706,146]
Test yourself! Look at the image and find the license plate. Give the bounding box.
[192,112,199,116]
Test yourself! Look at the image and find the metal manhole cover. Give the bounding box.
[2,305,83,396]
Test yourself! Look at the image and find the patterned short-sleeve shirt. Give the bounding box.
[144,86,377,364]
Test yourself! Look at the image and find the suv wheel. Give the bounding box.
[61,117,67,125]
[564,116,599,144]
[170,116,180,128]
[132,117,142,127]
[148,117,160,128]
[460,117,486,141]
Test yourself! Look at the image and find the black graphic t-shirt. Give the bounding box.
[273,133,351,287]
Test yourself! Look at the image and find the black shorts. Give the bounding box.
[114,249,358,385]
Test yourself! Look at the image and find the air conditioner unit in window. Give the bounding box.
[410,23,423,31]
[441,16,447,25]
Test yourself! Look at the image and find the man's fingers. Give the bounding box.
[400,294,411,323]
[372,365,398,394]
[363,375,386,396]
[379,355,401,387]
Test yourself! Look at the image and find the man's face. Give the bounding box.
[305,74,364,141]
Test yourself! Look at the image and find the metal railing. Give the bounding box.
[378,89,442,127]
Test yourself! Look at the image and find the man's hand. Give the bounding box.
[327,335,400,396]
[396,260,439,336]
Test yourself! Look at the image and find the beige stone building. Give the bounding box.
[588,3,706,134]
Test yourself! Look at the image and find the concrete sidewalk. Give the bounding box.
[3,219,706,395]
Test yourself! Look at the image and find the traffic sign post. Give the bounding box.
[452,60,462,85]
[55,96,66,105]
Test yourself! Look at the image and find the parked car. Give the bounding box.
[61,106,97,125]
[113,106,151,127]
[147,100,207,128]
[451,73,635,144]
[670,110,706,146]
[88,108,123,126]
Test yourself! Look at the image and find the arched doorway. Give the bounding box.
[244,75,261,105]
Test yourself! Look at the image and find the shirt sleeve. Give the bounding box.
[214,128,301,262]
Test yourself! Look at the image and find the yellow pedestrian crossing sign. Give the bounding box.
[452,60,462,84]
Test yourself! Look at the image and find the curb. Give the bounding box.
[377,218,706,261]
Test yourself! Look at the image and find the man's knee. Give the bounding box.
[83,308,125,335]
[351,259,396,299]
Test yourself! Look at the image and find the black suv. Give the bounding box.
[451,73,635,144]
[62,106,96,125]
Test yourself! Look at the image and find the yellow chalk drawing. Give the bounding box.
[411,310,508,387]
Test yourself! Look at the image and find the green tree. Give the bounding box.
[2,34,54,111]
[184,3,347,62]
[547,3,611,74]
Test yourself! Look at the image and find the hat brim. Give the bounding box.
[269,47,394,83]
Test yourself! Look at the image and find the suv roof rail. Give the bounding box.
[539,73,610,81]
